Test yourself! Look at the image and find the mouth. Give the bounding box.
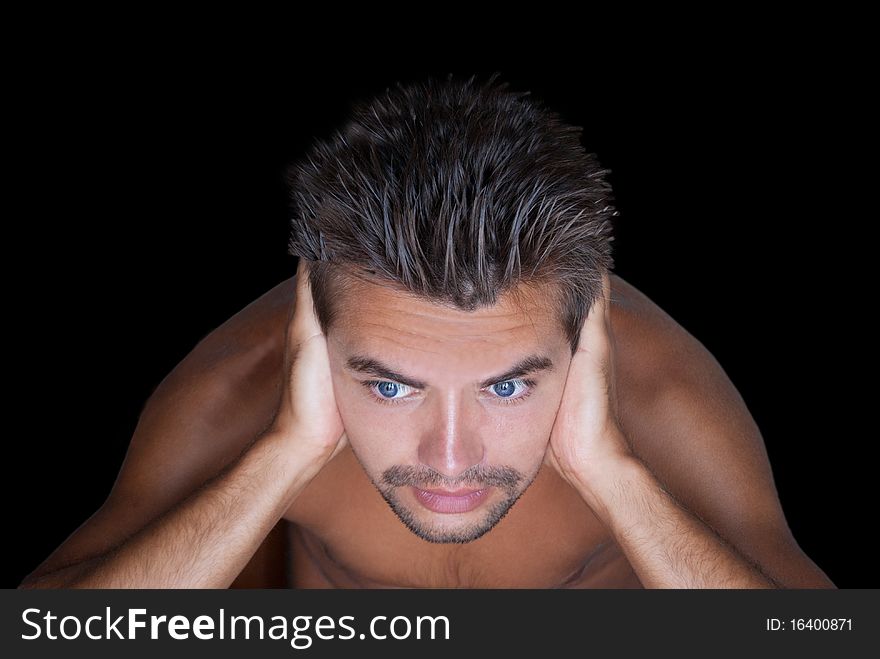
[411,486,492,514]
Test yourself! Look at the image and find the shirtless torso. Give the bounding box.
[224,273,655,588]
[220,273,723,588]
[28,270,825,589]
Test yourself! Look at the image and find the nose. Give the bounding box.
[417,391,485,481]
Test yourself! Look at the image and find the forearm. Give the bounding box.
[27,431,324,589]
[576,454,779,589]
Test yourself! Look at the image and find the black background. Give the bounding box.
[8,48,871,588]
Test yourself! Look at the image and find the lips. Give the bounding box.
[421,487,482,496]
[411,486,491,514]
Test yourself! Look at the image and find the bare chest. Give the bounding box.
[282,448,642,588]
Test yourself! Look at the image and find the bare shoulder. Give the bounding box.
[141,272,299,487]
[607,270,757,470]
[608,272,734,407]
[608,273,834,587]
[608,272,705,367]
[141,273,298,452]
[19,274,300,588]
[190,274,296,368]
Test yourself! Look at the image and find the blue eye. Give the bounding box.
[492,381,517,397]
[361,378,537,407]
[489,379,536,405]
[360,380,414,405]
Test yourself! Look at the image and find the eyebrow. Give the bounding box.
[345,353,555,390]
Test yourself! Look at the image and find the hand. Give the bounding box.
[265,258,348,464]
[543,272,634,493]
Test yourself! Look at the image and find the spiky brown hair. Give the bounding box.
[285,72,618,355]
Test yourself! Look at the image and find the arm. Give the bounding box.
[20,261,345,589]
[572,442,779,589]
[544,272,836,589]
[20,431,324,589]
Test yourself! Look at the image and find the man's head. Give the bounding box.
[284,73,618,543]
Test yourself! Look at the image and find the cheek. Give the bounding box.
[329,377,409,467]
[331,377,408,446]
[331,378,363,420]
[483,389,565,465]
[484,418,553,468]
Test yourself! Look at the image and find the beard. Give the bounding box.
[372,462,538,544]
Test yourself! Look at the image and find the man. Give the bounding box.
[20,74,835,589]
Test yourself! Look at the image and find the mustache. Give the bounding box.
[381,463,525,491]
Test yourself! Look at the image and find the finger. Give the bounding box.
[588,272,611,320]
[575,272,612,354]
[601,271,612,325]
[290,258,324,342]
[601,273,619,415]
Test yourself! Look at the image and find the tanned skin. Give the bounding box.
[19,261,835,589]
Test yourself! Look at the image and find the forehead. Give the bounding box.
[328,275,564,356]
